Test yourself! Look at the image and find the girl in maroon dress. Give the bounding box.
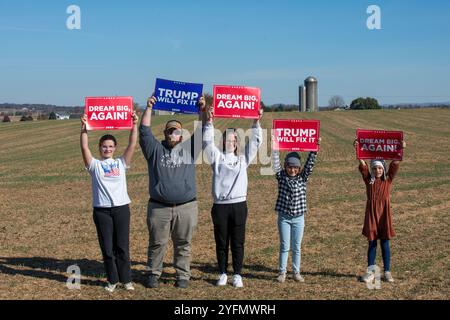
[354,140,406,283]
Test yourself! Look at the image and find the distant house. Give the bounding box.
[55,113,70,120]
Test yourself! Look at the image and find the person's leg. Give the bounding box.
[211,204,230,274]
[291,215,305,274]
[229,202,248,276]
[147,202,172,278]
[277,213,291,274]
[112,205,131,284]
[172,201,198,280]
[93,208,119,284]
[367,240,378,267]
[380,239,391,272]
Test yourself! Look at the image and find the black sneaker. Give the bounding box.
[175,279,189,289]
[146,275,159,288]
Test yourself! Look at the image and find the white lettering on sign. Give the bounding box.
[276,128,317,137]
[90,112,128,121]
[157,88,199,101]
[361,144,397,152]
[88,105,130,112]
[217,100,255,110]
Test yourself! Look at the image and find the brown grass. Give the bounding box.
[0,109,449,300]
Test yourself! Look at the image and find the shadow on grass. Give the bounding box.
[191,261,358,284]
[0,256,148,287]
[0,257,358,288]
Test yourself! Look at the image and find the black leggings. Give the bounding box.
[211,201,248,275]
[93,205,131,284]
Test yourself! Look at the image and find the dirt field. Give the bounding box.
[0,109,449,300]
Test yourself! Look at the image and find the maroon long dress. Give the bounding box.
[359,161,400,241]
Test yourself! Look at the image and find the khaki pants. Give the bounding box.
[147,200,198,280]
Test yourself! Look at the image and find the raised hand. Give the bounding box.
[131,111,139,125]
[147,96,156,109]
[198,96,206,112]
[81,114,88,130]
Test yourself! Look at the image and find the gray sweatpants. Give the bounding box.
[147,200,198,280]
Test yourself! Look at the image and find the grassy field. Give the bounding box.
[0,109,449,300]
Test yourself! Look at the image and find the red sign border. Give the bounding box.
[356,129,404,161]
[85,96,134,131]
[213,85,261,120]
[272,119,321,152]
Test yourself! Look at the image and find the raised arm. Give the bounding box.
[80,114,93,168]
[301,151,317,182]
[354,139,367,167]
[271,149,282,174]
[202,105,219,164]
[354,139,370,181]
[139,96,158,160]
[122,112,139,166]
[141,96,155,127]
[388,140,406,180]
[244,108,264,165]
[198,95,206,124]
[189,96,207,163]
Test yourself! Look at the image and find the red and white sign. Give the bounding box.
[356,129,404,160]
[213,85,261,119]
[273,120,320,152]
[85,96,133,131]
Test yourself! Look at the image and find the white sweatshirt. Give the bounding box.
[203,122,263,204]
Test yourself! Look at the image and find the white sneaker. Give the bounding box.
[361,271,375,283]
[277,273,286,283]
[124,282,135,290]
[232,274,244,288]
[216,274,228,286]
[293,273,305,282]
[384,271,394,283]
[104,282,118,293]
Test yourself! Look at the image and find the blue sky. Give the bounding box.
[1,0,450,106]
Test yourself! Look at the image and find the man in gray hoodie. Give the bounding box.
[139,96,204,289]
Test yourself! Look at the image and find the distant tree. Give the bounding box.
[329,95,346,109]
[2,115,11,122]
[350,97,381,110]
[275,105,283,112]
[20,115,33,121]
[49,112,57,120]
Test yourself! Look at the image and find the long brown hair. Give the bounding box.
[222,128,239,156]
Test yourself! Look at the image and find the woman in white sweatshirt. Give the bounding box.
[202,104,263,288]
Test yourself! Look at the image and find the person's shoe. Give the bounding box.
[124,282,135,291]
[216,274,228,286]
[384,271,394,283]
[146,275,159,288]
[104,282,118,293]
[293,273,305,282]
[232,274,244,288]
[361,270,375,283]
[175,279,189,289]
[277,272,286,283]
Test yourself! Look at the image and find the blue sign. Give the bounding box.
[153,78,203,114]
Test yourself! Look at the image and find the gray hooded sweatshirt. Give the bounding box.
[139,124,202,204]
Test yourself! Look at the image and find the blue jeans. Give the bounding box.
[278,213,305,274]
[368,240,391,272]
